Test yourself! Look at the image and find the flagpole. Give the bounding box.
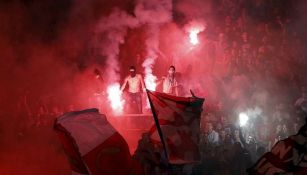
[146,89,169,162]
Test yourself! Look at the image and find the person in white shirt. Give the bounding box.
[161,66,179,96]
[206,122,219,145]
[121,66,145,113]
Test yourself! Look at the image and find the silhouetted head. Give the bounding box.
[168,65,175,76]
[129,66,136,77]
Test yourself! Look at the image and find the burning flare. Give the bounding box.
[144,73,157,91]
[142,57,157,109]
[144,73,157,108]
[189,29,200,45]
[185,20,206,46]
[239,113,249,127]
[107,83,124,114]
[143,58,157,91]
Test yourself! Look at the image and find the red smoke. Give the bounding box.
[0,0,307,174]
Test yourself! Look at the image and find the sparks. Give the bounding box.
[107,83,124,114]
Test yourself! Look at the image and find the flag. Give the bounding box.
[54,108,143,175]
[247,121,307,175]
[146,90,204,164]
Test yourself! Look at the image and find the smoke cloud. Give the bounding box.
[0,0,307,174]
[94,8,139,83]
[134,0,173,90]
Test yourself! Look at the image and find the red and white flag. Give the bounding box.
[54,108,143,175]
[247,122,307,175]
[146,90,204,164]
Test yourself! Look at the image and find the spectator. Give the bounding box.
[218,129,234,146]
[273,124,283,145]
[281,123,289,139]
[206,122,220,146]
[233,129,245,148]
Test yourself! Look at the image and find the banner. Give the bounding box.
[146,90,204,164]
[54,108,143,175]
[247,121,307,175]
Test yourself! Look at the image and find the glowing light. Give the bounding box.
[144,74,157,91]
[143,58,157,91]
[144,72,157,109]
[142,58,157,109]
[189,29,200,45]
[185,20,206,46]
[239,113,249,127]
[107,83,124,114]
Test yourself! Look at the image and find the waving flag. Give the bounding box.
[247,120,307,175]
[54,108,143,175]
[146,90,204,164]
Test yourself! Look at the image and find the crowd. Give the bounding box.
[132,0,307,175]
[197,98,306,175]
[8,0,307,174]
[209,0,306,82]
[132,103,306,175]
[195,0,307,174]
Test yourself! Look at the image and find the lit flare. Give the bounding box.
[107,83,124,114]
[189,29,200,45]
